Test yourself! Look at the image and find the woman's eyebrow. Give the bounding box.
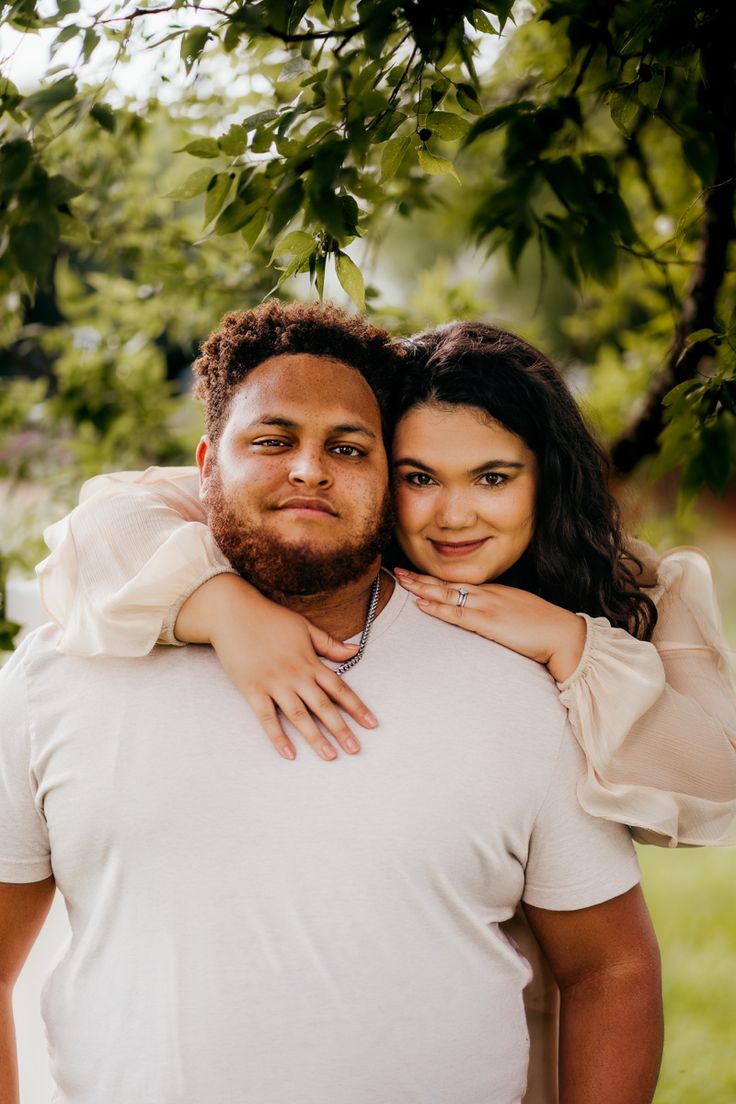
[393,457,526,475]
[469,460,525,475]
[393,457,437,474]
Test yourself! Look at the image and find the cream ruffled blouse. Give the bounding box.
[37,467,736,848]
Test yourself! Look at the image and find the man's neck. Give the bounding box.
[281,561,394,640]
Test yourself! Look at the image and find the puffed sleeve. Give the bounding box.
[36,466,236,657]
[557,543,736,847]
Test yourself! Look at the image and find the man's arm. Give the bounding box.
[525,885,663,1104]
[0,878,56,1104]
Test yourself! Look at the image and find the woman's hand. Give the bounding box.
[175,574,378,760]
[395,568,587,683]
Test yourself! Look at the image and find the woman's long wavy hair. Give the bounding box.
[395,322,657,640]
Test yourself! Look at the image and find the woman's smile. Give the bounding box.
[428,537,490,557]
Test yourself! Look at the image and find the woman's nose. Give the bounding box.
[435,490,476,529]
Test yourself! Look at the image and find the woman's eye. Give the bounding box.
[404,471,435,487]
[479,472,508,487]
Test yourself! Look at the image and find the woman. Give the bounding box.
[37,318,736,1101]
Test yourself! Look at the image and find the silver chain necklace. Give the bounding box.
[335,573,382,676]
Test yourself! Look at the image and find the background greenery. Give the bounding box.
[640,846,736,1104]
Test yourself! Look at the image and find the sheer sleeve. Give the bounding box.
[36,466,236,657]
[557,543,736,847]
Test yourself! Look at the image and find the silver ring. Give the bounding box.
[456,586,469,609]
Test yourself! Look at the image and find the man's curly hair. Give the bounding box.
[193,299,400,442]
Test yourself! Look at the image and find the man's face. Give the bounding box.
[198,353,393,598]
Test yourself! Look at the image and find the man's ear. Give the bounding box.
[196,436,213,498]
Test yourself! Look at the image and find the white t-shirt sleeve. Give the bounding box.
[522,721,640,910]
[0,642,53,883]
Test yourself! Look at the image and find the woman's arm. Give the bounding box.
[37,467,377,758]
[37,467,230,655]
[396,547,736,846]
[558,548,736,847]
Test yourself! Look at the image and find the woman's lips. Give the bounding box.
[429,538,489,557]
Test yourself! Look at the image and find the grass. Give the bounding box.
[637,845,736,1104]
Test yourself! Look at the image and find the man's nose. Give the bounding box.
[287,446,332,488]
[435,490,476,529]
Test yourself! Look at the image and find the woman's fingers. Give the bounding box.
[278,692,340,761]
[397,572,476,607]
[316,667,378,730]
[247,693,298,761]
[308,623,360,662]
[250,668,377,761]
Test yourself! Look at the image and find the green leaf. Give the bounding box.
[272,230,314,259]
[165,168,216,200]
[82,26,98,61]
[180,26,209,73]
[241,208,267,248]
[417,148,461,183]
[380,136,411,182]
[637,66,665,111]
[0,140,34,193]
[90,102,116,133]
[215,198,258,235]
[53,24,79,47]
[685,328,717,347]
[178,137,220,159]
[464,102,529,146]
[610,88,638,136]
[218,124,247,156]
[335,251,365,310]
[22,74,77,126]
[456,82,483,116]
[469,8,496,34]
[662,379,704,408]
[428,111,471,140]
[371,109,407,143]
[269,178,304,236]
[251,126,275,154]
[242,109,280,131]
[10,219,59,281]
[204,172,233,226]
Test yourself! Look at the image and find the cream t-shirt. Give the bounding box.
[0,581,640,1104]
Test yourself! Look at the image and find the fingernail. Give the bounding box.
[282,745,296,760]
[416,598,429,607]
[321,744,337,761]
[394,567,408,575]
[345,736,360,754]
[363,711,378,727]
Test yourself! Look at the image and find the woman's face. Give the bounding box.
[392,403,537,585]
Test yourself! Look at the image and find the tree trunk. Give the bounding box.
[611,22,736,475]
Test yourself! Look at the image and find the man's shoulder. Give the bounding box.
[382,591,567,723]
[391,591,561,678]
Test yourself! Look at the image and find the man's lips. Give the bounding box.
[429,538,489,557]
[276,497,338,516]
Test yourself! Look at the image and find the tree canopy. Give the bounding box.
[1,1,735,513]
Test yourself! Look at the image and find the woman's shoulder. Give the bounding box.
[625,536,715,598]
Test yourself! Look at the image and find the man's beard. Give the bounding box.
[204,467,395,601]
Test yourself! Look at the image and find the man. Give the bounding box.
[0,301,662,1104]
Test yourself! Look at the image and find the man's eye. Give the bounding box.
[253,438,289,448]
[332,444,363,457]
